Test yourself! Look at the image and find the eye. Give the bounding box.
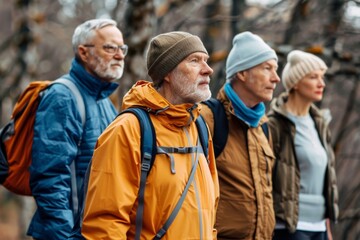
[103,45,117,53]
[264,66,271,70]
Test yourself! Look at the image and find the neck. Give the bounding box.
[157,83,179,105]
[224,83,265,127]
[231,81,258,108]
[285,93,311,116]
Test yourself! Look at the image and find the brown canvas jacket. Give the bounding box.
[201,88,275,240]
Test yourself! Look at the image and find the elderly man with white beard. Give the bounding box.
[81,31,219,240]
[27,19,124,240]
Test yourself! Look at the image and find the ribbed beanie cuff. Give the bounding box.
[147,32,208,85]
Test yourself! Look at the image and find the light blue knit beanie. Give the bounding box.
[226,31,278,80]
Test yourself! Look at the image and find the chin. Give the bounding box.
[202,95,211,102]
[313,97,323,103]
[262,95,273,102]
[202,91,212,101]
[193,94,211,103]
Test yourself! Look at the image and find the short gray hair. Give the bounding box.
[72,19,117,58]
[227,72,238,84]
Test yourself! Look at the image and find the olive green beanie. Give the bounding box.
[146,31,208,86]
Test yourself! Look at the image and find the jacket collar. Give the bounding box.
[68,58,119,100]
[268,92,332,125]
[122,80,201,128]
[217,86,269,127]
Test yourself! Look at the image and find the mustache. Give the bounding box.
[110,60,124,67]
[197,77,210,84]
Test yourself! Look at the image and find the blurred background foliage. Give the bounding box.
[0,0,360,239]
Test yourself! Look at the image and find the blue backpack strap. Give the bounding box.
[122,108,157,174]
[261,122,269,140]
[202,98,228,158]
[121,108,156,240]
[69,107,156,240]
[195,115,209,159]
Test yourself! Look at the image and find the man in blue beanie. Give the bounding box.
[201,31,280,239]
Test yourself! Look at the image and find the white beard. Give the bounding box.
[92,55,124,81]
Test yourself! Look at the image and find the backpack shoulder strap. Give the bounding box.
[154,137,201,240]
[202,98,228,158]
[120,108,156,240]
[52,78,86,127]
[195,115,209,158]
[121,108,157,171]
[51,78,86,217]
[261,122,269,140]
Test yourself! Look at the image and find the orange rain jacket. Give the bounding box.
[82,80,219,240]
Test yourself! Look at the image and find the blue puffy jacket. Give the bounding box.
[27,58,118,240]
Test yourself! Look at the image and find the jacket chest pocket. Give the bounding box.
[259,143,275,187]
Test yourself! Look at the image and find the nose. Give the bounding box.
[271,70,280,83]
[114,50,125,60]
[318,78,326,87]
[202,61,213,76]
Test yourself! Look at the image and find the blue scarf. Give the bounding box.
[224,83,265,127]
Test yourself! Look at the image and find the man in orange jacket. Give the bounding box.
[82,31,219,240]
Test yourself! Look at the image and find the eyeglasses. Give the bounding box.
[84,44,128,56]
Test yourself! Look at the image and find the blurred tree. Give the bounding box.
[120,0,156,108]
[0,0,360,239]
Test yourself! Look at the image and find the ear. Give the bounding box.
[163,71,172,84]
[236,71,247,82]
[293,82,299,90]
[77,45,89,63]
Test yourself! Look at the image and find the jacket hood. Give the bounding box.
[268,92,332,124]
[122,80,202,127]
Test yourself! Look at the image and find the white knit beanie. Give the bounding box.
[282,50,328,91]
[226,31,278,80]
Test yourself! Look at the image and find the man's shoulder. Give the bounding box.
[45,82,79,98]
[111,110,141,127]
[200,98,226,121]
[200,102,214,120]
[200,103,215,134]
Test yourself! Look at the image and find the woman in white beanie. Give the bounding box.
[267,50,339,240]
